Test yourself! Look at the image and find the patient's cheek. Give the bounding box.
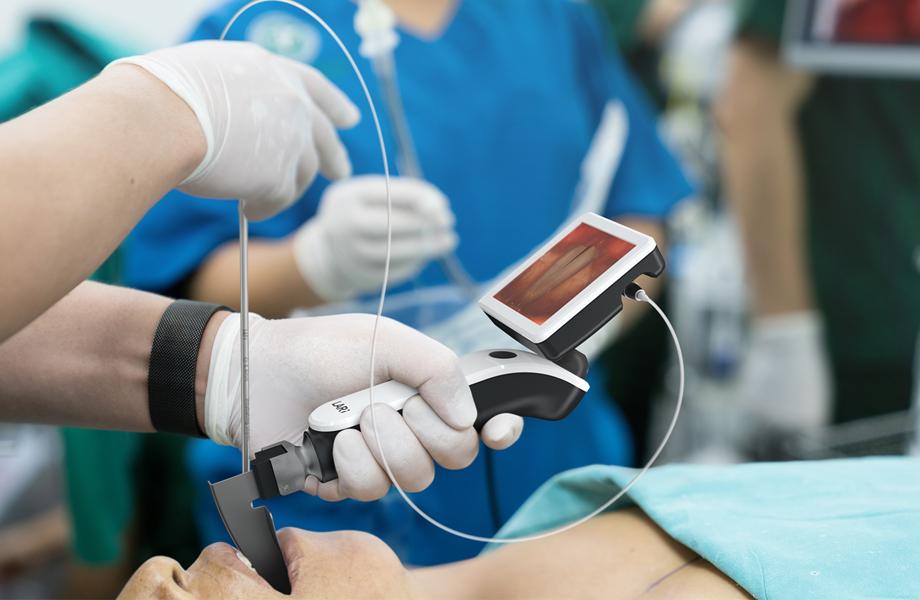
[117,556,190,600]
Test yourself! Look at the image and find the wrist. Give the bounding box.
[203,313,267,447]
[101,63,207,183]
[148,300,230,437]
[196,310,232,432]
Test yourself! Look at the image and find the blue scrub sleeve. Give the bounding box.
[566,3,694,219]
[124,193,238,292]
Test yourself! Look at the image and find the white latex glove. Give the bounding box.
[292,175,458,301]
[109,41,360,221]
[740,311,832,432]
[205,313,523,501]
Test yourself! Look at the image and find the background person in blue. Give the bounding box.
[125,0,693,565]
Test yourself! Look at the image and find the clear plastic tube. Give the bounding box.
[370,51,479,299]
[222,0,683,545]
[239,205,251,471]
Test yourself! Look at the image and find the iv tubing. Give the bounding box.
[370,48,479,298]
[222,0,683,544]
[221,0,394,476]
[239,205,251,471]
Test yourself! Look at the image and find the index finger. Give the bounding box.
[377,319,476,430]
[275,56,361,128]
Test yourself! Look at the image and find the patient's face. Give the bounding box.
[117,528,411,599]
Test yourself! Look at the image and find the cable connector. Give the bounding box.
[624,282,648,302]
[355,0,399,58]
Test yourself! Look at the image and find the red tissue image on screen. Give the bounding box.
[494,223,636,325]
[834,0,920,44]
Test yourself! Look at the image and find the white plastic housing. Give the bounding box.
[308,349,589,432]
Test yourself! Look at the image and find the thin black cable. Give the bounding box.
[483,447,502,532]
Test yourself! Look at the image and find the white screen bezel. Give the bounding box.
[479,213,656,344]
[782,0,920,78]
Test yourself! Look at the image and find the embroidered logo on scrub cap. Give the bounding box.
[247,12,322,63]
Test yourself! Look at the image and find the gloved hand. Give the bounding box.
[291,175,458,302]
[740,311,832,433]
[110,41,360,221]
[204,313,523,501]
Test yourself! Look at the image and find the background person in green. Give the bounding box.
[716,0,920,438]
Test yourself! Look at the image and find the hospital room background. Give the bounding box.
[1,0,919,597]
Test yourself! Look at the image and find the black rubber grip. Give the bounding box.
[470,373,585,429]
[148,300,229,437]
[251,444,286,499]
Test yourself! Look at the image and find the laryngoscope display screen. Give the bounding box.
[494,223,635,325]
[800,0,920,46]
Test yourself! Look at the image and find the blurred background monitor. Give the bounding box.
[783,0,920,77]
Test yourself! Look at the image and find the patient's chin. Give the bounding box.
[184,543,280,600]
[279,528,412,598]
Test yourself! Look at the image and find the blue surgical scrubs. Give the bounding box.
[126,0,693,565]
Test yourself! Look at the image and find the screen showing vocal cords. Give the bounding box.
[494,223,636,325]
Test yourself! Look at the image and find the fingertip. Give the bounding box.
[303,475,320,496]
[445,384,477,430]
[316,481,346,502]
[334,428,390,501]
[402,462,435,493]
[337,101,361,128]
[439,231,459,254]
[402,396,478,471]
[327,148,353,180]
[482,414,524,450]
[241,198,273,222]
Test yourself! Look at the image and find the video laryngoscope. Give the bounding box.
[209,3,676,593]
[210,213,666,593]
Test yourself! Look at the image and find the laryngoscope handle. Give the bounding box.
[300,349,589,484]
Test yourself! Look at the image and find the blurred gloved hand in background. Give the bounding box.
[110,40,360,220]
[292,175,458,302]
[204,313,523,501]
[740,311,831,435]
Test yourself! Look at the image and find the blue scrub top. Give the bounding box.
[129,0,693,565]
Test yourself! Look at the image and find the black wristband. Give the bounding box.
[148,300,229,437]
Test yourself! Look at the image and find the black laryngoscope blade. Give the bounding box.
[210,437,325,593]
[209,473,291,594]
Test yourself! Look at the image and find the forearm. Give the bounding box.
[0,65,205,342]
[0,281,226,431]
[722,117,812,316]
[717,41,815,317]
[189,239,324,317]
